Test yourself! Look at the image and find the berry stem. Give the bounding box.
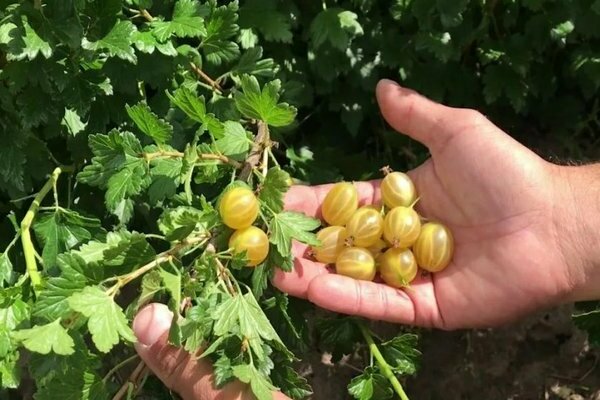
[358,323,410,400]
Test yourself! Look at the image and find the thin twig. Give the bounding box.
[240,121,270,181]
[190,62,223,95]
[112,360,146,400]
[143,150,242,169]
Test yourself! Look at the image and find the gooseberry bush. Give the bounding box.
[2,0,600,399]
[0,1,423,399]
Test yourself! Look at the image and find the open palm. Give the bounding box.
[273,79,574,329]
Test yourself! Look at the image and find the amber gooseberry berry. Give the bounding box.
[367,238,388,260]
[413,222,454,272]
[228,226,269,267]
[345,206,384,247]
[378,248,418,288]
[381,171,417,209]
[321,182,358,226]
[335,247,376,281]
[383,206,421,248]
[219,187,259,230]
[313,226,347,264]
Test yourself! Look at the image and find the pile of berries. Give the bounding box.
[312,172,454,288]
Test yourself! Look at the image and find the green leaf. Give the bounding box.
[259,168,290,214]
[239,0,292,43]
[215,121,252,157]
[271,362,313,400]
[132,29,178,56]
[232,364,276,400]
[167,87,224,135]
[380,334,421,375]
[150,0,208,42]
[0,352,20,389]
[234,75,297,127]
[251,263,270,299]
[269,211,320,255]
[214,353,234,387]
[82,20,137,63]
[309,9,363,51]
[34,370,108,400]
[104,163,148,219]
[126,102,174,144]
[158,265,182,344]
[33,209,103,269]
[5,15,52,61]
[0,253,14,287]
[33,254,89,322]
[231,47,278,78]
[202,1,240,65]
[68,286,137,353]
[62,108,87,136]
[12,319,74,356]
[213,293,286,359]
[348,367,393,400]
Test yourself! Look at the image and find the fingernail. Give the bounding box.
[133,303,173,346]
[379,78,400,87]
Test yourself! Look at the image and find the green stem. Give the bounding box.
[20,167,71,289]
[358,323,409,400]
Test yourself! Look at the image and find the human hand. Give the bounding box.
[273,79,596,330]
[132,303,290,400]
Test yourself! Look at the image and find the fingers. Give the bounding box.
[306,274,445,328]
[284,181,382,219]
[133,304,290,400]
[376,79,484,151]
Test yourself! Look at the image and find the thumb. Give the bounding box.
[375,79,482,151]
[133,303,290,400]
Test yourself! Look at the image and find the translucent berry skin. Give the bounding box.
[378,248,418,288]
[321,182,359,226]
[345,206,384,247]
[313,226,347,264]
[413,222,454,272]
[383,206,421,248]
[381,172,417,209]
[219,187,259,230]
[229,226,269,267]
[335,247,376,281]
[367,239,388,260]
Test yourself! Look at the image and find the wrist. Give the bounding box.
[552,163,600,302]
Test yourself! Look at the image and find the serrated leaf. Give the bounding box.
[82,20,137,63]
[34,370,108,400]
[239,0,292,43]
[126,102,173,144]
[12,319,74,355]
[0,352,20,389]
[234,75,297,127]
[33,254,89,322]
[215,121,251,157]
[271,362,313,400]
[62,108,87,136]
[214,353,234,387]
[150,0,208,42]
[232,364,276,400]
[167,87,224,135]
[231,47,277,78]
[380,334,421,375]
[33,209,103,269]
[269,211,320,255]
[132,30,178,56]
[309,9,363,51]
[5,15,52,61]
[105,162,147,216]
[202,1,240,65]
[259,168,290,214]
[68,286,137,353]
[348,367,393,400]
